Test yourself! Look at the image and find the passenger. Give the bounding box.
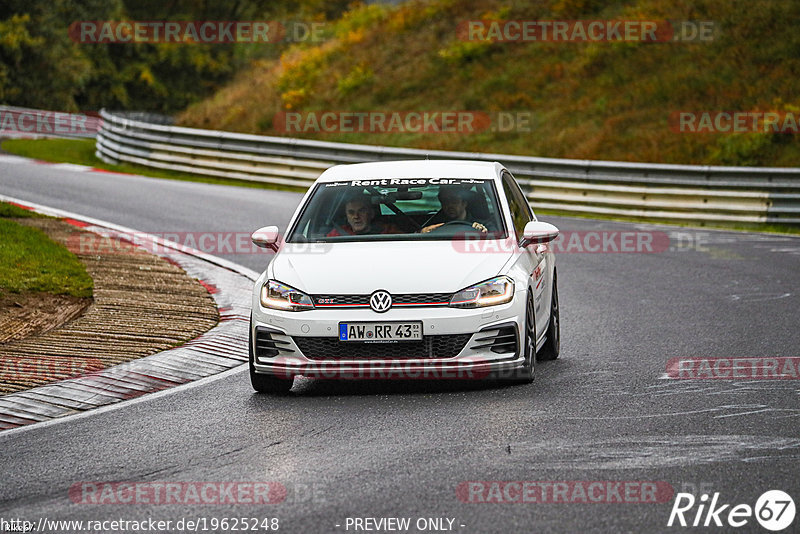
[327,193,402,236]
[420,185,488,233]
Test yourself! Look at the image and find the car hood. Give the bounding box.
[270,240,513,294]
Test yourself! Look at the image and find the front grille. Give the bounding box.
[312,293,452,308]
[294,334,472,360]
[313,294,369,306]
[394,293,452,305]
[470,325,518,355]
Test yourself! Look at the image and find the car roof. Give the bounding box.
[315,160,505,182]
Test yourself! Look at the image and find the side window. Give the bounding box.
[476,183,497,219]
[501,172,532,238]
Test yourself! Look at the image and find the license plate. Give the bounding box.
[338,322,422,342]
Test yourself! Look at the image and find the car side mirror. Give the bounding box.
[251,226,281,252]
[520,221,559,248]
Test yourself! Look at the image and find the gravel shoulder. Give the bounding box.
[0,217,219,394]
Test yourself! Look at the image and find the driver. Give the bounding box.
[327,193,402,236]
[420,185,488,234]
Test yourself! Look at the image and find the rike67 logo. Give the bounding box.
[668,490,795,531]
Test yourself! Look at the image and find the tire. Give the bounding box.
[500,293,535,384]
[536,273,560,361]
[249,317,294,395]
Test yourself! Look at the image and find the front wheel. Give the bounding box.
[249,317,294,394]
[499,294,535,384]
[536,273,560,361]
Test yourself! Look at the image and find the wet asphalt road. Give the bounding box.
[1,159,799,533]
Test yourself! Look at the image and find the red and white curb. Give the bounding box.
[0,195,260,432]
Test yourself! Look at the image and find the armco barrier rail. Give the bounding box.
[96,110,800,224]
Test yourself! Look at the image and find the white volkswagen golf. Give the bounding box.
[249,160,560,394]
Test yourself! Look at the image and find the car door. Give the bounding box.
[501,171,549,340]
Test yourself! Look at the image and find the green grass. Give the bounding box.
[0,204,93,298]
[0,138,306,193]
[1,138,98,166]
[0,202,41,219]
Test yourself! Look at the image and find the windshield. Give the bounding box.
[287,178,507,243]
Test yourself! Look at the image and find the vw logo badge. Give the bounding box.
[369,290,392,313]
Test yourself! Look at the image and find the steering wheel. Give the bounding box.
[428,220,484,234]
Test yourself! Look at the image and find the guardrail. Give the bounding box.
[0,106,101,139]
[96,110,800,225]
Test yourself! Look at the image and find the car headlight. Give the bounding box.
[449,276,514,308]
[260,280,315,311]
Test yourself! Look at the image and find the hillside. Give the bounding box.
[178,0,800,166]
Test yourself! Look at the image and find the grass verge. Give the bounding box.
[0,202,93,298]
[0,202,40,219]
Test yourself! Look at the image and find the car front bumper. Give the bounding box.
[250,291,528,379]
